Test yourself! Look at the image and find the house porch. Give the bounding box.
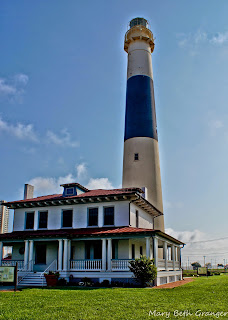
[0,234,182,285]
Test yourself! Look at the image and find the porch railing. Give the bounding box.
[175,261,180,269]
[1,260,24,270]
[41,259,57,287]
[70,259,102,271]
[111,259,131,271]
[157,259,166,270]
[167,260,173,269]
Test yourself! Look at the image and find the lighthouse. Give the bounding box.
[122,17,165,231]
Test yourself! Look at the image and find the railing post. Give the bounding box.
[67,240,71,270]
[102,239,107,271]
[63,239,68,271]
[107,238,112,271]
[153,236,158,268]
[172,245,175,270]
[163,241,168,271]
[24,240,29,270]
[58,239,63,271]
[0,242,3,266]
[29,240,34,271]
[146,237,151,258]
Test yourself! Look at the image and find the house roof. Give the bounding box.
[4,187,162,217]
[0,226,184,245]
[5,188,143,204]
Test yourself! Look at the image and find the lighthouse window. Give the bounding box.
[134,153,139,161]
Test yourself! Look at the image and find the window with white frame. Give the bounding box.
[38,211,48,229]
[88,208,98,226]
[62,209,73,228]
[103,206,114,226]
[66,187,74,196]
[25,212,34,230]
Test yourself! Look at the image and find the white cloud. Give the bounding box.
[0,79,17,95]
[0,117,38,142]
[210,32,228,45]
[76,163,87,180]
[211,120,224,129]
[26,162,114,196]
[47,129,79,148]
[28,174,75,197]
[166,228,228,267]
[0,73,29,101]
[13,73,29,85]
[177,30,228,51]
[86,178,114,190]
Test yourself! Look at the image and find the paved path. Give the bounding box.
[153,278,195,289]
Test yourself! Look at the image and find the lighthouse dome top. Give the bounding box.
[129,17,148,29]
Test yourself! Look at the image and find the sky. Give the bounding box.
[1,0,228,266]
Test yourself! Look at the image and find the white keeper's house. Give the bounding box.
[0,183,183,286]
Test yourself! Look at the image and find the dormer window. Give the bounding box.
[66,187,74,196]
[61,182,89,197]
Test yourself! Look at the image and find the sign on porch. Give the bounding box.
[0,266,15,283]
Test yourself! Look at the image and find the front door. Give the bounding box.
[35,244,46,264]
[85,241,102,259]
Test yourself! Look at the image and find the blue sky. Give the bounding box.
[1,1,228,265]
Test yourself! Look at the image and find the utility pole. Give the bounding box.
[188,257,190,270]
[203,256,206,267]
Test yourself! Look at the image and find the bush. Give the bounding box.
[81,277,93,286]
[129,256,157,287]
[57,278,67,286]
[100,280,110,287]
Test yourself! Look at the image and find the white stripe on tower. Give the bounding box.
[122,18,164,231]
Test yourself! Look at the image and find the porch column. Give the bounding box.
[177,247,180,269]
[102,239,107,271]
[58,239,63,271]
[172,245,175,270]
[163,241,168,271]
[0,242,3,266]
[63,239,68,271]
[153,237,158,268]
[29,240,34,271]
[68,240,71,270]
[24,240,29,269]
[107,238,112,271]
[146,237,151,258]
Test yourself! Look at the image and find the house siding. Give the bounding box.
[13,201,130,231]
[129,203,153,229]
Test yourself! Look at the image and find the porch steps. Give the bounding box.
[18,272,46,287]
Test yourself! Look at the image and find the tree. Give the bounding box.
[128,256,157,287]
[205,263,212,269]
[191,262,201,270]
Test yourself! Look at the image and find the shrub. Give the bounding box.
[129,256,157,287]
[100,280,110,287]
[81,277,93,286]
[57,278,67,286]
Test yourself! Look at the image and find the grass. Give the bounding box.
[0,275,227,319]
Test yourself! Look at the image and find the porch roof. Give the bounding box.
[0,226,184,245]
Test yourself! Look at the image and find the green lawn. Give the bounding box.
[0,275,228,320]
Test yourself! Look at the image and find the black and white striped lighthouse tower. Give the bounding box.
[122,17,164,231]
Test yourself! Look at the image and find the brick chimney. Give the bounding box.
[24,184,34,200]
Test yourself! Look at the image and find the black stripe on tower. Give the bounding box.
[124,75,158,141]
